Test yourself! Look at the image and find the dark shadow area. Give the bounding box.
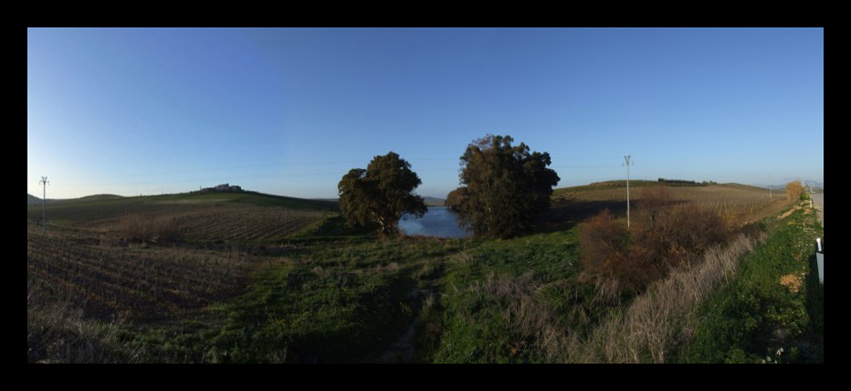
[532,199,623,234]
[535,198,674,234]
[289,272,417,363]
[804,252,824,362]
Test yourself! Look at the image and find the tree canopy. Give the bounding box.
[338,152,427,237]
[447,134,560,238]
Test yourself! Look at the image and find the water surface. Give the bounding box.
[399,206,470,238]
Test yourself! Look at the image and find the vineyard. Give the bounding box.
[550,183,789,226]
[27,192,336,362]
[27,194,330,322]
[27,224,260,322]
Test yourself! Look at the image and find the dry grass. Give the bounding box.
[554,183,790,226]
[27,281,145,363]
[120,214,184,243]
[779,273,803,294]
[570,234,762,363]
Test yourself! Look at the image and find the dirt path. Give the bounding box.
[811,193,823,227]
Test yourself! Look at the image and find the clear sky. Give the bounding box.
[28,28,824,200]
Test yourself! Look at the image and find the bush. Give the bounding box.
[578,209,628,280]
[634,203,730,267]
[785,181,804,201]
[579,188,731,296]
[579,209,658,296]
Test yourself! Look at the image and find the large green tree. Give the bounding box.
[447,134,560,238]
[338,152,428,236]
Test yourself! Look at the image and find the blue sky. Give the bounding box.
[28,28,824,199]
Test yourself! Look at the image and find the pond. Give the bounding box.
[398,206,471,238]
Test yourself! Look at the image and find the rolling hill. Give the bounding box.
[27,194,41,205]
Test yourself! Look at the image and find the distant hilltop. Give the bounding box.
[196,183,243,193]
[27,193,42,205]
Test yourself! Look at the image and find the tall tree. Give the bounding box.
[447,134,560,238]
[338,152,427,237]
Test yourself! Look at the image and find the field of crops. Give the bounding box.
[27,193,329,322]
[550,183,788,225]
[28,192,330,244]
[26,224,269,322]
[175,206,323,243]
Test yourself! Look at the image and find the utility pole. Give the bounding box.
[39,176,49,235]
[624,155,632,229]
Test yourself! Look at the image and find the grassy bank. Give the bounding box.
[673,202,824,363]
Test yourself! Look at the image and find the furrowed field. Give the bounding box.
[27,184,821,363]
[549,181,789,227]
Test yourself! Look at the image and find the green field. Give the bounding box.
[27,186,821,363]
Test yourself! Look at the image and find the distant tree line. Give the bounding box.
[657,178,714,187]
[197,183,244,193]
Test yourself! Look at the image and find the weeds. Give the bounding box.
[572,234,761,363]
[674,207,823,363]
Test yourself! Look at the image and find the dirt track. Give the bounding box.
[811,193,824,227]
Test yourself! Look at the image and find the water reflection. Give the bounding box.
[399,206,470,238]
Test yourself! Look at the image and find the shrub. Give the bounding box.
[580,191,731,295]
[785,181,804,201]
[578,209,629,278]
[579,209,655,296]
[634,203,730,268]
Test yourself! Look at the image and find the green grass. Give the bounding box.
[428,228,597,363]
[673,204,824,363]
[206,261,416,363]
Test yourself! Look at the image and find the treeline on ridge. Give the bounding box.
[657,178,715,187]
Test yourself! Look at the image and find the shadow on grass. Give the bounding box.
[532,199,626,234]
[209,262,420,363]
